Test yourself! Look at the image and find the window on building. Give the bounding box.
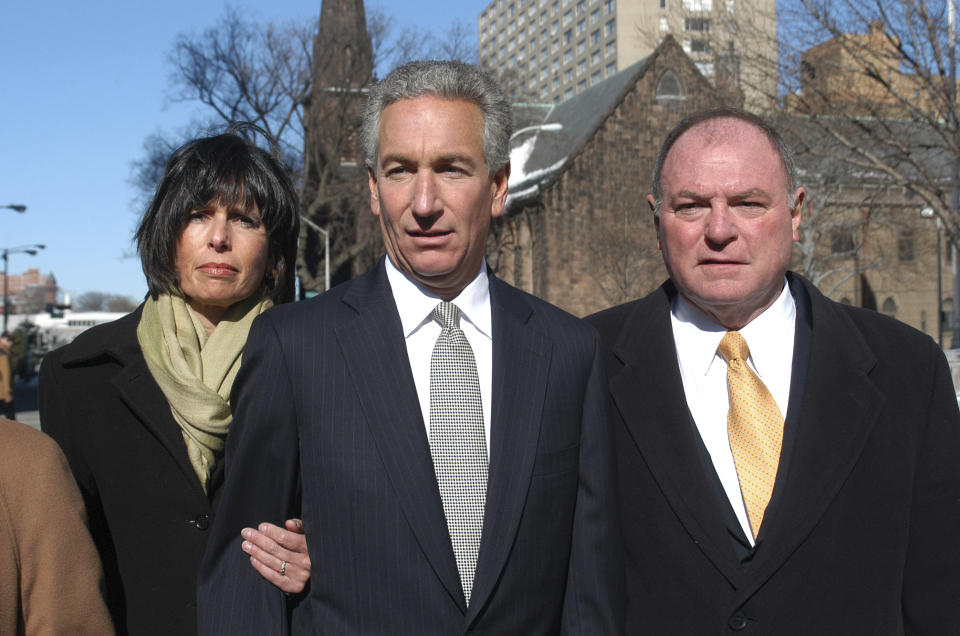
[606,0,614,12]
[541,67,549,79]
[564,48,573,62]
[577,0,586,13]
[592,49,601,64]
[577,39,586,54]
[577,19,586,34]
[685,17,711,31]
[591,29,601,44]
[606,39,616,56]
[690,38,711,52]
[552,20,559,34]
[552,39,560,52]
[565,68,573,82]
[831,230,855,255]
[578,59,587,75]
[726,0,734,12]
[881,297,898,319]
[606,18,616,35]
[552,0,559,14]
[661,0,668,7]
[578,79,587,92]
[554,76,561,89]
[591,8,601,24]
[682,0,712,9]
[564,9,573,24]
[656,70,683,99]
[606,60,617,76]
[899,231,916,261]
[553,57,560,72]
[509,3,516,15]
[592,69,602,84]
[660,16,669,32]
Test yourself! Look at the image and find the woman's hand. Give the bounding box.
[241,518,311,594]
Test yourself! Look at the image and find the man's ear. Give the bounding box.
[368,167,381,217]
[490,162,511,219]
[650,195,662,251]
[790,187,804,241]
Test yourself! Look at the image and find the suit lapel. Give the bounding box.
[741,278,883,593]
[466,278,551,624]
[335,263,465,610]
[608,285,745,586]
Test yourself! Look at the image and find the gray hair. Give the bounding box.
[651,107,799,216]
[361,60,513,176]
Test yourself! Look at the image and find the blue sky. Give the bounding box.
[0,1,485,302]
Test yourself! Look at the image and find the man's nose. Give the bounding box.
[704,202,738,246]
[411,172,441,218]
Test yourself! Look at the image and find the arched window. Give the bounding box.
[881,297,898,320]
[656,70,684,104]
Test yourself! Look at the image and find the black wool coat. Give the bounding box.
[40,306,221,636]
[587,273,960,635]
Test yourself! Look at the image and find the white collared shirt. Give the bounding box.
[384,257,493,454]
[670,280,796,545]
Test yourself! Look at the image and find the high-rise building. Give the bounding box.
[477,0,776,109]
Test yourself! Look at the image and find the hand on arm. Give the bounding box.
[243,518,311,594]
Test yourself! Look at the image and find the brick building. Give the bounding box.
[477,0,776,109]
[489,36,735,316]
[0,267,58,314]
[488,34,952,345]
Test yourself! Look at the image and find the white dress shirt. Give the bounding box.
[670,280,796,545]
[385,257,493,454]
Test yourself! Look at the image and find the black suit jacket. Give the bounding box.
[39,307,219,636]
[198,261,623,634]
[587,273,960,635]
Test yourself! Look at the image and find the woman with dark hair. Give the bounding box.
[39,130,310,635]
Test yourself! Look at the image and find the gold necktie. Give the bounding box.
[718,331,784,540]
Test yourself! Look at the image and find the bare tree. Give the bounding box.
[131,6,476,294]
[74,291,138,312]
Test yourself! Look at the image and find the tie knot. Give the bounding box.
[718,330,750,364]
[433,301,461,330]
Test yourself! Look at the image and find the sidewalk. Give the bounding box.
[13,376,40,431]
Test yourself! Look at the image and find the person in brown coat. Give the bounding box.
[0,332,14,420]
[0,417,113,634]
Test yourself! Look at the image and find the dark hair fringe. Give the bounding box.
[135,124,301,304]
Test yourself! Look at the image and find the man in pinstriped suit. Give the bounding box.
[198,60,623,634]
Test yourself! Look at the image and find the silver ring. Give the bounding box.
[280,560,287,576]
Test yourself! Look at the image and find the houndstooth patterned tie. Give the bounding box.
[429,301,488,606]
[718,331,784,541]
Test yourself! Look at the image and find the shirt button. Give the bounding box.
[728,610,748,631]
[193,514,210,531]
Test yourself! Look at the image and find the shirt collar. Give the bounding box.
[671,279,795,379]
[384,256,492,339]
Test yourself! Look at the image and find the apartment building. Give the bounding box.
[477,0,776,109]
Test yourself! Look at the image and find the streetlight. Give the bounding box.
[1,205,26,213]
[922,207,944,347]
[2,244,46,332]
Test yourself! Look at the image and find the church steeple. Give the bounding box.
[314,0,373,90]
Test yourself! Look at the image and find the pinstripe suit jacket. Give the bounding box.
[197,260,623,634]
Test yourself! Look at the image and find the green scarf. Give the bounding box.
[137,292,272,493]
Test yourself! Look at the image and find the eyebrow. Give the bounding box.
[379,153,479,169]
[673,188,773,201]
